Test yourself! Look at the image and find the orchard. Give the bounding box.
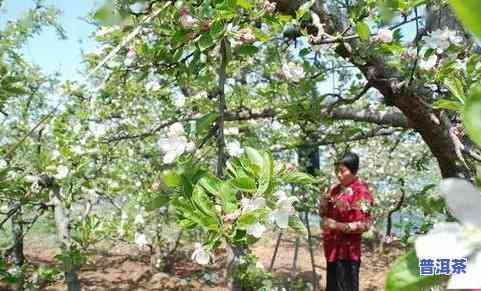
[1,0,481,290]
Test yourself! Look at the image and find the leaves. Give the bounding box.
[463,88,481,147]
[449,0,481,40]
[282,172,317,184]
[444,77,465,104]
[162,170,181,187]
[385,250,448,291]
[199,174,223,195]
[196,112,219,136]
[356,21,370,41]
[244,147,264,174]
[236,0,253,10]
[231,176,257,192]
[432,99,463,111]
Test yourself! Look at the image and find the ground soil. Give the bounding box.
[1,232,405,291]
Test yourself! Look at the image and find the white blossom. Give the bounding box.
[225,127,239,135]
[146,81,161,91]
[124,49,136,66]
[269,190,298,228]
[226,140,244,157]
[129,2,146,13]
[374,28,393,43]
[241,197,266,213]
[55,165,69,180]
[454,59,467,71]
[134,213,144,225]
[418,54,437,71]
[90,123,107,138]
[168,122,184,136]
[415,179,481,289]
[403,46,417,59]
[282,62,305,82]
[423,28,462,54]
[134,232,149,248]
[173,94,185,107]
[25,175,38,183]
[0,159,7,168]
[0,204,9,212]
[262,1,276,13]
[256,261,265,270]
[159,123,194,164]
[72,145,83,155]
[180,14,198,29]
[310,12,324,37]
[191,243,210,265]
[51,150,61,160]
[247,222,266,238]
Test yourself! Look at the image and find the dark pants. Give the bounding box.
[326,260,360,291]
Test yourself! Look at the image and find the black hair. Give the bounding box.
[335,152,359,175]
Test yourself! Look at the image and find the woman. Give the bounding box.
[320,152,374,291]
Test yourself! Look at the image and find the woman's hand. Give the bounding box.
[322,218,350,233]
[319,197,329,217]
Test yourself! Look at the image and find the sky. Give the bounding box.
[0,0,99,81]
[1,1,419,85]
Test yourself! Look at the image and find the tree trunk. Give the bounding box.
[225,243,244,291]
[314,4,478,180]
[51,185,81,291]
[11,202,24,291]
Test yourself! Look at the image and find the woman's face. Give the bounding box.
[335,164,354,186]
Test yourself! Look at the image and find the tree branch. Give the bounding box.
[324,107,410,128]
[274,127,399,152]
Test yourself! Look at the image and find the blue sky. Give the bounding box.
[1,1,419,85]
[1,0,99,81]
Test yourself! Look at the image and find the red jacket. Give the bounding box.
[322,177,374,262]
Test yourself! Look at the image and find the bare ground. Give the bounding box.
[1,232,405,290]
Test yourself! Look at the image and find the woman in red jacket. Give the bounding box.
[320,152,374,291]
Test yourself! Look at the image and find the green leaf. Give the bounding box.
[219,182,238,213]
[237,212,257,228]
[93,4,123,25]
[197,32,214,51]
[296,0,315,20]
[282,171,317,184]
[145,194,170,211]
[356,21,370,41]
[196,112,219,136]
[444,77,465,104]
[432,99,463,111]
[244,147,264,171]
[231,176,256,192]
[192,186,217,218]
[237,0,252,10]
[162,170,181,187]
[385,250,448,291]
[463,88,481,147]
[299,48,311,57]
[257,151,273,195]
[238,44,258,56]
[449,0,481,40]
[254,29,270,42]
[199,174,223,195]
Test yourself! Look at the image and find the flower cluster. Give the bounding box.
[415,179,481,289]
[373,28,393,43]
[281,62,305,82]
[179,7,198,29]
[158,123,195,164]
